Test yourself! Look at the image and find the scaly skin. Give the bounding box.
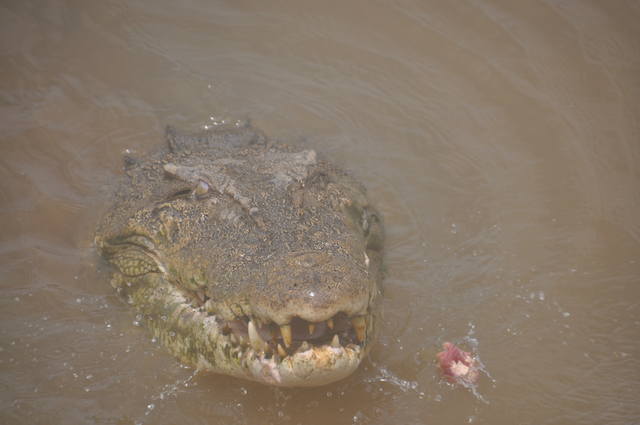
[95,122,384,386]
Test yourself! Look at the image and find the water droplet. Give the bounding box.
[145,403,155,415]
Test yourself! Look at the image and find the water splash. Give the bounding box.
[134,369,198,424]
[441,323,494,404]
[365,362,418,393]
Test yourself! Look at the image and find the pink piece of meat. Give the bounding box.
[437,342,479,384]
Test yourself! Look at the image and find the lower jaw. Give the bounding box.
[245,343,364,387]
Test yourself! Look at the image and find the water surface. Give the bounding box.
[1,1,639,424]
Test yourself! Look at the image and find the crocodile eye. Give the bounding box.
[194,180,210,197]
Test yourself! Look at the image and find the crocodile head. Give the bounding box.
[95,123,384,386]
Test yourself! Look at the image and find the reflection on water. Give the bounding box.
[1,1,639,424]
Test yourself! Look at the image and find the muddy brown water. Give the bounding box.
[2,1,640,424]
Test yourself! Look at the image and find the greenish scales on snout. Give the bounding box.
[95,122,384,386]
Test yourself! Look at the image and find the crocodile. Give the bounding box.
[95,121,384,387]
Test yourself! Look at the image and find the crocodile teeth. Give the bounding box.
[233,334,246,346]
[308,323,315,335]
[280,324,292,347]
[248,321,266,351]
[331,334,341,347]
[277,343,287,358]
[351,316,366,343]
[298,341,311,353]
[327,318,334,330]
